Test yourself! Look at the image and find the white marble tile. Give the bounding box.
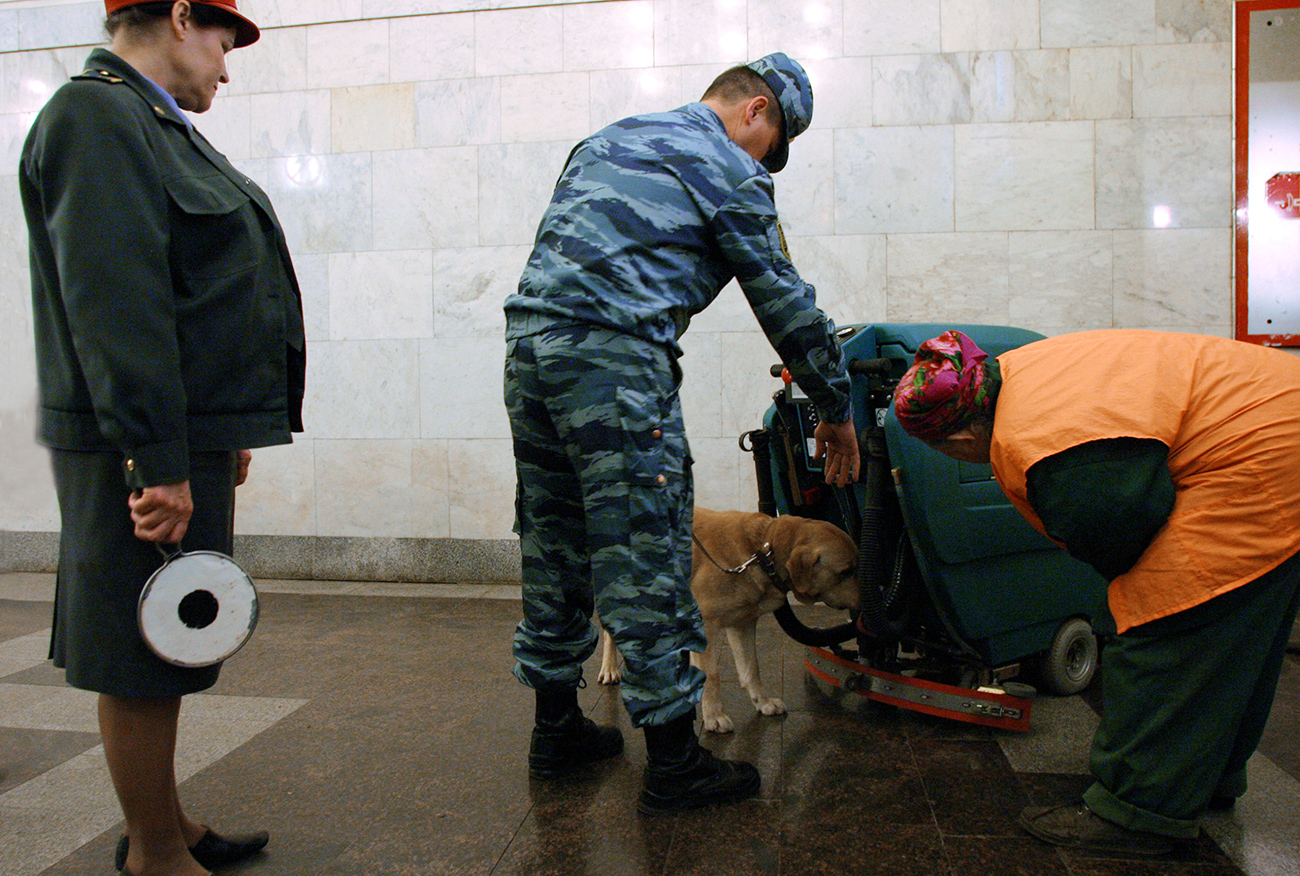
[306,19,390,89]
[775,128,834,237]
[3,50,83,115]
[679,330,723,438]
[1008,231,1114,329]
[232,440,317,537]
[499,72,590,143]
[786,234,888,329]
[872,54,971,127]
[0,683,98,733]
[1069,46,1133,120]
[955,122,1095,232]
[1132,42,1231,119]
[331,82,416,153]
[1113,228,1231,327]
[1156,0,1232,44]
[446,438,516,539]
[372,145,479,250]
[0,573,53,603]
[0,112,35,177]
[244,0,366,29]
[689,434,759,513]
[1042,0,1156,49]
[0,631,50,680]
[833,126,955,234]
[328,249,434,341]
[885,232,1011,323]
[0,402,59,532]
[1096,117,1232,230]
[301,339,421,439]
[264,152,373,254]
[801,57,872,131]
[475,5,563,76]
[16,2,101,51]
[412,439,452,538]
[292,252,330,342]
[390,11,475,83]
[225,25,308,95]
[563,0,655,71]
[250,89,331,158]
[477,140,582,246]
[198,94,251,161]
[747,0,843,63]
[416,77,501,147]
[843,0,940,56]
[719,330,789,436]
[970,50,1070,123]
[688,278,750,334]
[940,0,1040,52]
[419,336,511,439]
[0,11,18,54]
[653,0,748,67]
[590,67,684,128]
[433,244,530,338]
[315,439,431,537]
[679,62,730,104]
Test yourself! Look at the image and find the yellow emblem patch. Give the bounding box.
[775,219,790,260]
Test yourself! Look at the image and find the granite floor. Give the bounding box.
[1,570,1298,876]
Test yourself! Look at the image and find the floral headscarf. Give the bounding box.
[892,330,993,441]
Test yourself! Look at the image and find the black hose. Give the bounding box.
[741,429,777,518]
[773,603,858,647]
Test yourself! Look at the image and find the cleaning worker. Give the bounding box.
[892,328,1300,856]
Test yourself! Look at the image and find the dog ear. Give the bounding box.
[785,545,822,601]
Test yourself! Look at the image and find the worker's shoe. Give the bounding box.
[529,682,623,779]
[1018,802,1182,857]
[638,709,760,815]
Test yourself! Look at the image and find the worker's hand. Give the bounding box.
[128,481,193,544]
[236,449,252,486]
[814,419,861,487]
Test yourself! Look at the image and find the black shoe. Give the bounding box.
[115,827,269,871]
[638,709,760,815]
[529,682,624,779]
[1018,802,1178,856]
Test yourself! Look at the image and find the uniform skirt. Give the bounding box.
[49,449,237,698]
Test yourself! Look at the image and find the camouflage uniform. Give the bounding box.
[505,96,851,728]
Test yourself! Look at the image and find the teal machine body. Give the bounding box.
[755,323,1113,693]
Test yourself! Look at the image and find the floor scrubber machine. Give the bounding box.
[744,323,1113,731]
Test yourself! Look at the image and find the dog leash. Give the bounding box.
[691,533,781,585]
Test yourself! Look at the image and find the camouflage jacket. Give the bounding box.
[505,102,851,424]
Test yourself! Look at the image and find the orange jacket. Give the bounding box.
[990,330,1300,632]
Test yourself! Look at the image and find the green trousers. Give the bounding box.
[1084,548,1300,839]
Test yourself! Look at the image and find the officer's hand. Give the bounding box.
[814,419,861,487]
[236,449,252,486]
[128,481,193,544]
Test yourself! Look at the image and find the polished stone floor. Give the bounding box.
[1,570,1298,876]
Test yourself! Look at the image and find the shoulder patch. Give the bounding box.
[775,219,790,260]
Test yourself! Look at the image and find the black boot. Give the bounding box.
[529,682,624,779]
[638,709,760,814]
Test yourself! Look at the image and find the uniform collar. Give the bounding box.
[78,48,192,129]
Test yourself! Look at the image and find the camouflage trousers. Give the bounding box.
[504,324,706,727]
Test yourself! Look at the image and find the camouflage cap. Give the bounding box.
[746,52,813,173]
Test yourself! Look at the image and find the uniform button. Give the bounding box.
[656,474,666,485]
[125,459,135,471]
[652,429,662,439]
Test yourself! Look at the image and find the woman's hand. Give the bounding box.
[128,481,193,543]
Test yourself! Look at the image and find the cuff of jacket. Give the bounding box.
[121,439,189,489]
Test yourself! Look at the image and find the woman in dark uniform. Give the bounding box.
[19,2,306,874]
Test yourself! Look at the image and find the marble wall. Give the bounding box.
[0,0,1238,572]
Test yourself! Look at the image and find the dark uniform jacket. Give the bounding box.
[20,49,306,489]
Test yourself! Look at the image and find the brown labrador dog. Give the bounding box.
[599,507,858,733]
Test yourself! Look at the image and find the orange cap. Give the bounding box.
[105,0,260,48]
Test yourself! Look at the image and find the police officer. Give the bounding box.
[504,53,859,814]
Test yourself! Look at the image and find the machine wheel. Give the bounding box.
[1041,618,1097,695]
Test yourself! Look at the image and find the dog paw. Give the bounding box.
[702,713,735,734]
[754,697,786,717]
[596,668,621,685]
